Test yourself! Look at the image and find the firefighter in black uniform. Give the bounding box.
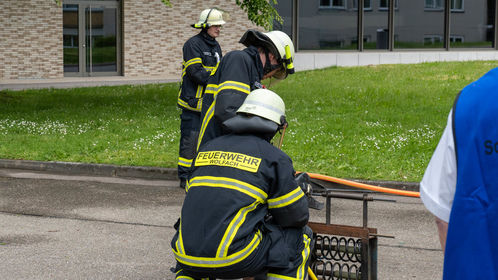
[177,8,225,188]
[172,89,312,280]
[196,29,296,151]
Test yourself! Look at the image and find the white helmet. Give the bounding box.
[237,89,286,125]
[239,30,295,79]
[192,8,226,29]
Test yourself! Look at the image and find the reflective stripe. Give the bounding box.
[184,57,202,68]
[176,222,186,255]
[267,187,305,209]
[267,274,297,280]
[197,80,251,149]
[204,84,218,94]
[297,234,311,279]
[196,98,216,150]
[195,85,204,99]
[188,176,267,202]
[173,230,262,268]
[217,201,260,257]
[177,94,202,112]
[178,157,193,168]
[243,99,285,116]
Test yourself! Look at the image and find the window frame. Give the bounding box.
[319,0,347,10]
[379,0,398,11]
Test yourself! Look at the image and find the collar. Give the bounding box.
[243,46,264,80]
[199,30,218,46]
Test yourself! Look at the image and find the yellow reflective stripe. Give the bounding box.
[197,80,250,150]
[184,57,202,68]
[175,269,195,280]
[203,81,251,96]
[178,157,192,168]
[204,84,218,95]
[297,234,311,279]
[217,201,260,257]
[188,176,267,202]
[267,274,297,280]
[197,99,215,150]
[176,276,194,280]
[173,230,262,268]
[267,187,305,209]
[176,222,186,255]
[177,98,201,112]
[209,62,220,76]
[195,85,204,99]
[217,81,250,94]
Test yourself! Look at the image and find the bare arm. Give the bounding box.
[435,217,448,252]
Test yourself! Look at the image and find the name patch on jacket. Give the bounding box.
[195,151,261,172]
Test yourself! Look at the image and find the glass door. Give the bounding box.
[63,1,121,76]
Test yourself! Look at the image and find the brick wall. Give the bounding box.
[0,0,63,80]
[123,0,262,78]
[0,0,260,80]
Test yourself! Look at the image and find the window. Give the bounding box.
[353,0,372,10]
[450,35,464,43]
[379,0,398,10]
[425,0,443,10]
[451,0,464,11]
[320,0,346,9]
[424,35,443,45]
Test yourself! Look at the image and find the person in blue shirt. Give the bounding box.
[420,67,498,279]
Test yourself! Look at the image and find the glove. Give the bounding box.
[295,172,324,210]
[295,172,312,195]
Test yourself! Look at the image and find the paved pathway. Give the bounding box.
[0,167,442,280]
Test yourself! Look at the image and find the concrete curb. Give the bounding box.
[0,159,419,191]
[0,159,177,180]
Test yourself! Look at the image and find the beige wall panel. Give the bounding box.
[0,0,63,80]
[122,0,262,78]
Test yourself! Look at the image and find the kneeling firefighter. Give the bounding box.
[172,89,312,279]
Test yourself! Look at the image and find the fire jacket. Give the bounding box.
[196,46,265,150]
[178,31,222,112]
[172,133,309,269]
[443,68,498,279]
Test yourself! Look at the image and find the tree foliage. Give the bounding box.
[234,0,282,31]
[55,0,281,31]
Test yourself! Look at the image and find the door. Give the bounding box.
[63,0,121,76]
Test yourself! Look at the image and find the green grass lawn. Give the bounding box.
[1,61,497,182]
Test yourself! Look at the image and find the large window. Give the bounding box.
[301,0,357,49]
[395,0,445,49]
[273,0,496,51]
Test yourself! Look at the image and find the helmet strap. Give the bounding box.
[263,50,282,76]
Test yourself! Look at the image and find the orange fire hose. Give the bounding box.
[306,172,420,198]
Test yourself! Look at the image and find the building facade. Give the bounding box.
[0,0,260,80]
[1,0,497,82]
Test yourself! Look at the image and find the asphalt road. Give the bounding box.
[0,168,443,280]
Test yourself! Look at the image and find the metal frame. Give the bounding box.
[64,0,121,77]
[308,191,379,280]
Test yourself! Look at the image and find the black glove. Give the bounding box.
[295,172,312,195]
[295,172,324,210]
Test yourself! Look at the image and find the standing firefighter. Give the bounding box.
[177,8,225,188]
[196,29,295,151]
[172,89,312,280]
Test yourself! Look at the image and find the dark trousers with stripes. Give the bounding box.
[178,109,201,181]
[174,226,312,280]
